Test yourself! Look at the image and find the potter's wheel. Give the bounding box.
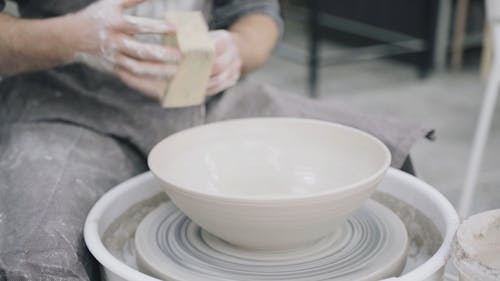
[134,200,408,281]
[88,170,460,281]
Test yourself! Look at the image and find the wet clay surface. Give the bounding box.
[102,191,442,278]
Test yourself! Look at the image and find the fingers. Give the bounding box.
[206,30,242,95]
[117,35,180,62]
[207,60,241,95]
[208,55,242,86]
[209,30,240,76]
[115,66,167,99]
[115,53,177,78]
[207,69,239,91]
[207,62,239,88]
[211,47,238,76]
[207,71,239,96]
[122,15,175,34]
[210,30,232,55]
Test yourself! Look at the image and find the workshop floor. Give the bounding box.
[249,24,500,217]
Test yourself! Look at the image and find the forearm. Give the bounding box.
[0,13,79,75]
[229,14,279,74]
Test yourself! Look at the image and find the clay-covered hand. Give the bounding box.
[207,30,242,96]
[72,0,179,99]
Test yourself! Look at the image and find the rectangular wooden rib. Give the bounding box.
[161,11,214,108]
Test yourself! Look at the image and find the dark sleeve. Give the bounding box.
[0,0,5,11]
[211,0,283,35]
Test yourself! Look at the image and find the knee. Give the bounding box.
[0,123,70,178]
[0,124,105,281]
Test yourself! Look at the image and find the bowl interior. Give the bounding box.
[149,118,390,199]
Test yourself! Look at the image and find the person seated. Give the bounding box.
[0,0,430,280]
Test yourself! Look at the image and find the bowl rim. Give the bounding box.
[148,117,391,203]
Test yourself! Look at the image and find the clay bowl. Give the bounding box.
[148,118,391,250]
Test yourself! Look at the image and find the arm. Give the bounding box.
[207,11,280,95]
[0,13,77,75]
[229,13,279,74]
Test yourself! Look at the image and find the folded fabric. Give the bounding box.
[207,81,433,168]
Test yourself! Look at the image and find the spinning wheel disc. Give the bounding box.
[135,200,408,281]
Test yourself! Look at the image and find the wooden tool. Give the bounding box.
[161,11,214,108]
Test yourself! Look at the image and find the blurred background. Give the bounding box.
[249,0,499,216]
[3,0,498,215]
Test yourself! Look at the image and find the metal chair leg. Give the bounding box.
[451,0,469,70]
[308,0,320,98]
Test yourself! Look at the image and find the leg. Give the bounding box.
[480,23,493,80]
[419,0,439,77]
[450,0,469,70]
[433,0,452,71]
[308,0,320,98]
[400,156,416,176]
[0,122,146,280]
[207,82,433,169]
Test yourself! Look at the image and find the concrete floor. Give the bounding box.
[249,36,500,217]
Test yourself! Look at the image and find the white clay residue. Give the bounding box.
[73,0,178,76]
[372,192,442,274]
[453,209,500,281]
[102,192,169,269]
[123,15,173,34]
[120,36,180,63]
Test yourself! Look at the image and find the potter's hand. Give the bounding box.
[72,0,179,98]
[207,30,242,96]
